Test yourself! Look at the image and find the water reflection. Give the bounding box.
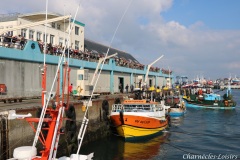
[170,116,184,127]
[113,132,170,160]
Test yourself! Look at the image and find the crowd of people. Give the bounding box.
[0,34,26,49]
[0,34,172,74]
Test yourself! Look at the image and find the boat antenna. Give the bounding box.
[33,0,48,147]
[43,0,48,66]
[76,0,133,154]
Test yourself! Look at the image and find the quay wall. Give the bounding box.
[0,59,57,98]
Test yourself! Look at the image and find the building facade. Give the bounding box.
[0,12,85,51]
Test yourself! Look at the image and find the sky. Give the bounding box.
[1,0,240,80]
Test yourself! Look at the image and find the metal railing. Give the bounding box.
[112,104,164,112]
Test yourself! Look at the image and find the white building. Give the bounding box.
[0,12,85,51]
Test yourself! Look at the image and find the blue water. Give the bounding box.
[81,90,240,160]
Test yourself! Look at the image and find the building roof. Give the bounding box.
[0,12,85,27]
[84,38,139,63]
[0,13,19,22]
[18,12,62,22]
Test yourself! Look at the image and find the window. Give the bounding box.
[75,26,79,35]
[84,70,88,80]
[78,74,83,80]
[29,30,34,40]
[75,40,79,50]
[59,37,63,46]
[37,32,42,41]
[7,31,13,36]
[52,22,55,28]
[50,34,54,44]
[65,39,68,46]
[43,34,48,43]
[21,29,27,38]
[57,24,60,30]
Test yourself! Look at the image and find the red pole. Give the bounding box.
[41,64,47,107]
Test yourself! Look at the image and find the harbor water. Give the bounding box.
[80,89,240,160]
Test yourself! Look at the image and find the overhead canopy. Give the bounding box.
[0,15,71,35]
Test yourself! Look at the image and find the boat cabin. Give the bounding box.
[204,93,221,101]
[112,99,164,112]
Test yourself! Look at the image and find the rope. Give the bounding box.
[76,0,134,154]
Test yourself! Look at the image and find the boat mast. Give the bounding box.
[31,0,73,159]
[32,0,49,149]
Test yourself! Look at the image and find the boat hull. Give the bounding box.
[183,99,235,109]
[110,114,168,140]
[169,108,186,117]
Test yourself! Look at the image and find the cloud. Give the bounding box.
[1,0,240,79]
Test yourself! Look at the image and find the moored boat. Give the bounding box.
[182,82,236,109]
[110,90,169,140]
[165,95,186,117]
[168,102,186,117]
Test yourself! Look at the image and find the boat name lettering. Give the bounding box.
[135,120,150,124]
[124,100,146,103]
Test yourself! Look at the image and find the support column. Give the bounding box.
[155,75,158,87]
[130,73,133,85]
[110,70,114,94]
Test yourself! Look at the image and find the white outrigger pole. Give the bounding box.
[90,53,118,85]
[144,55,164,86]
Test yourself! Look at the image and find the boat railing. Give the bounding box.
[112,104,163,112]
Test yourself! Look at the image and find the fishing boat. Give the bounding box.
[8,51,93,159]
[165,95,186,117]
[110,55,170,140]
[231,76,240,85]
[5,3,94,159]
[168,103,186,117]
[110,89,170,140]
[182,81,236,109]
[168,101,186,117]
